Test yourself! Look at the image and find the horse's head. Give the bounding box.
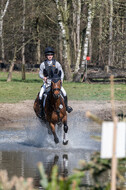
[51,69,62,99]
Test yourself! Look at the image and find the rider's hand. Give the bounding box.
[43,77,47,82]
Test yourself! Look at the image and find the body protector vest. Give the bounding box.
[43,59,57,79]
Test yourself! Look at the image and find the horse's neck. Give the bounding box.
[53,97,61,108]
[50,93,61,109]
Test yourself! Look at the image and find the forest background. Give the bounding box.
[0,1,126,188]
[0,0,125,81]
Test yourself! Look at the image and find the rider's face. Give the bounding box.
[47,55,53,61]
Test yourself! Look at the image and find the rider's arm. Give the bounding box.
[55,61,64,82]
[39,62,45,79]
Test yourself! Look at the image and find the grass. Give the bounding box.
[0,71,126,103]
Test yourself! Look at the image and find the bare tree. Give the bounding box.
[22,0,26,80]
[81,2,92,68]
[0,0,10,61]
[55,0,72,81]
[74,0,82,73]
[99,1,103,65]
[36,17,41,65]
[108,0,113,67]
[1,0,126,81]
[7,46,17,82]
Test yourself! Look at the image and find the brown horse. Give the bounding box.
[34,70,68,145]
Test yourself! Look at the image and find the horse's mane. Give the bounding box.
[51,69,61,83]
[51,73,61,83]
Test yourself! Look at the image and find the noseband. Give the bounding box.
[52,88,61,93]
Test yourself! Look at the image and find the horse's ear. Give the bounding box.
[58,70,61,77]
[54,68,58,74]
[43,69,48,77]
[50,69,54,78]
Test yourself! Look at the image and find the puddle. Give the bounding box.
[0,111,101,187]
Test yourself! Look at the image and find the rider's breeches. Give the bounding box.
[39,85,67,100]
[61,86,66,97]
[39,84,46,100]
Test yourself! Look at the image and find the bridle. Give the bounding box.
[52,88,61,93]
[51,79,61,99]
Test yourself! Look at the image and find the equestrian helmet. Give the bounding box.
[45,47,55,55]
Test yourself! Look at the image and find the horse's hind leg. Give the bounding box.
[63,117,68,145]
[50,122,59,144]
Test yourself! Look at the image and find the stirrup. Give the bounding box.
[38,113,41,118]
[38,111,42,118]
[41,115,46,122]
[38,111,45,120]
[66,106,73,113]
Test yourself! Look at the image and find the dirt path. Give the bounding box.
[0,100,126,127]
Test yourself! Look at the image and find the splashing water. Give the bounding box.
[23,111,100,150]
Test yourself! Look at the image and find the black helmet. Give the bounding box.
[44,47,54,56]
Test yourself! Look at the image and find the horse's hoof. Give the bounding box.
[57,122,62,128]
[54,138,59,144]
[48,129,52,135]
[63,140,68,145]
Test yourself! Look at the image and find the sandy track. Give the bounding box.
[0,100,126,126]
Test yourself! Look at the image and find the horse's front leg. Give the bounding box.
[49,122,59,144]
[63,116,68,145]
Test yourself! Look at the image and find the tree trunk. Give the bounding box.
[74,0,81,73]
[72,0,77,64]
[99,3,103,65]
[88,0,95,63]
[0,19,5,61]
[7,47,17,82]
[37,38,41,65]
[121,18,125,69]
[55,0,72,81]
[36,18,41,65]
[0,0,10,61]
[81,3,92,68]
[76,0,81,53]
[89,30,92,62]
[75,43,81,73]
[59,32,63,65]
[22,0,26,80]
[108,0,113,67]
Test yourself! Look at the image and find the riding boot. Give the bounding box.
[38,99,45,119]
[64,96,73,113]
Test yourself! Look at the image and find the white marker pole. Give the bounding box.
[111,117,118,190]
[111,75,117,190]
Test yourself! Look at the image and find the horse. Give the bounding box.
[34,70,68,145]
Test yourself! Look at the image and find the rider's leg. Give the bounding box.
[61,87,73,113]
[39,84,46,100]
[38,84,46,118]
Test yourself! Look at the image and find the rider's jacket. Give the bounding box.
[39,59,64,83]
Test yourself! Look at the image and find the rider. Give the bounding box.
[38,46,73,118]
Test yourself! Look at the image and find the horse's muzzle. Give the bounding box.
[52,88,61,99]
[53,93,60,99]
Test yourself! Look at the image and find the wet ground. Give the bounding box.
[0,110,101,187]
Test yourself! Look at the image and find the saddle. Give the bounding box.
[34,86,52,120]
